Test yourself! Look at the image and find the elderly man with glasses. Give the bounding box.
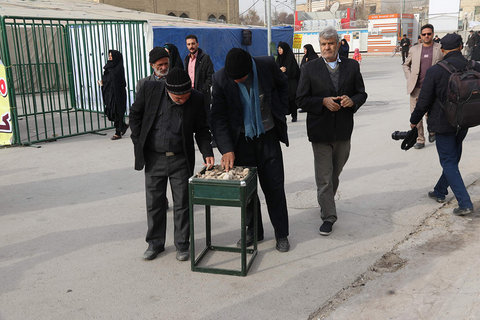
[403,24,443,149]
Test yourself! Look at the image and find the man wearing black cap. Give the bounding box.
[130,68,214,261]
[211,48,291,252]
[410,33,478,216]
[135,47,170,95]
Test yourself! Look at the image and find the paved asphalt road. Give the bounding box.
[1,55,479,320]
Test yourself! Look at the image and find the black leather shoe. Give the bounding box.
[143,244,164,260]
[176,250,190,261]
[236,232,264,247]
[275,237,290,252]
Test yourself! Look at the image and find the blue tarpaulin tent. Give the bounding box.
[152,26,294,71]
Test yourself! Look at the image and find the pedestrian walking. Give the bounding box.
[276,41,300,122]
[296,27,367,236]
[400,34,411,64]
[339,39,349,59]
[403,24,443,149]
[410,33,477,216]
[301,44,319,67]
[99,49,128,140]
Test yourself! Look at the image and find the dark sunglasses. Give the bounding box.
[421,32,432,36]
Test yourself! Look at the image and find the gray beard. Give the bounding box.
[154,69,168,77]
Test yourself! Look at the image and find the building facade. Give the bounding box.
[96,0,239,24]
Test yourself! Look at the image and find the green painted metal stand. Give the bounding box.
[188,167,258,276]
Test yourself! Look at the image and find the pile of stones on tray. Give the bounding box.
[195,165,250,180]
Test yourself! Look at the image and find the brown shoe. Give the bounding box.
[111,134,122,140]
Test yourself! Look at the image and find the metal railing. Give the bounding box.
[0,16,148,145]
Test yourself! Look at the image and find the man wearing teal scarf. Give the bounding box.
[211,48,291,253]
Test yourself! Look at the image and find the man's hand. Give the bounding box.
[221,152,235,172]
[323,97,341,112]
[340,95,354,108]
[410,123,416,129]
[204,157,215,169]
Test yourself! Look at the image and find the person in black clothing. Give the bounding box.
[301,44,319,67]
[410,33,475,216]
[400,34,411,64]
[211,48,291,252]
[164,43,183,70]
[129,68,214,261]
[433,35,440,43]
[276,41,300,122]
[296,27,367,236]
[339,39,349,59]
[100,50,128,140]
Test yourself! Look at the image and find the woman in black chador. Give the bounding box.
[164,43,184,70]
[276,41,300,122]
[301,44,318,67]
[101,49,128,140]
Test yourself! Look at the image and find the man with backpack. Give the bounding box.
[410,33,479,216]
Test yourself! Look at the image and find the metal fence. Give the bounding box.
[0,16,148,145]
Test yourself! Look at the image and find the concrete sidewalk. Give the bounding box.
[1,55,479,320]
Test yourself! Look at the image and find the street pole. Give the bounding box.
[267,0,272,55]
[400,0,404,38]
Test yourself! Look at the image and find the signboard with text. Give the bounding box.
[292,34,303,49]
[0,59,13,145]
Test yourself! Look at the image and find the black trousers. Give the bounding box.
[234,129,289,239]
[402,49,409,63]
[144,152,190,251]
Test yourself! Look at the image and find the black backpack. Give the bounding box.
[438,60,480,129]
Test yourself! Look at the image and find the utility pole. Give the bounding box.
[400,0,404,38]
[266,0,272,55]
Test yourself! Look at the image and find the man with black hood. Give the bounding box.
[410,33,477,216]
[211,48,291,252]
[135,47,169,95]
[130,68,214,261]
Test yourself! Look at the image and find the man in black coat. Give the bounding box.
[210,48,291,252]
[410,33,476,216]
[400,34,411,64]
[184,34,215,115]
[296,26,367,236]
[130,68,214,261]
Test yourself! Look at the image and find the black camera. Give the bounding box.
[391,131,409,140]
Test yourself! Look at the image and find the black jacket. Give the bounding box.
[211,56,289,155]
[129,81,213,173]
[411,51,480,134]
[296,57,367,142]
[184,48,214,104]
[400,38,411,51]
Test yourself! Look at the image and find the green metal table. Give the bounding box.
[188,167,258,276]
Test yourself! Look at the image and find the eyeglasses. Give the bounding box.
[421,33,432,36]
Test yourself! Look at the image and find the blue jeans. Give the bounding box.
[433,129,473,209]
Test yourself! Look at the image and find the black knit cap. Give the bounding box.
[225,48,252,80]
[149,47,169,64]
[165,68,192,94]
[440,33,463,50]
